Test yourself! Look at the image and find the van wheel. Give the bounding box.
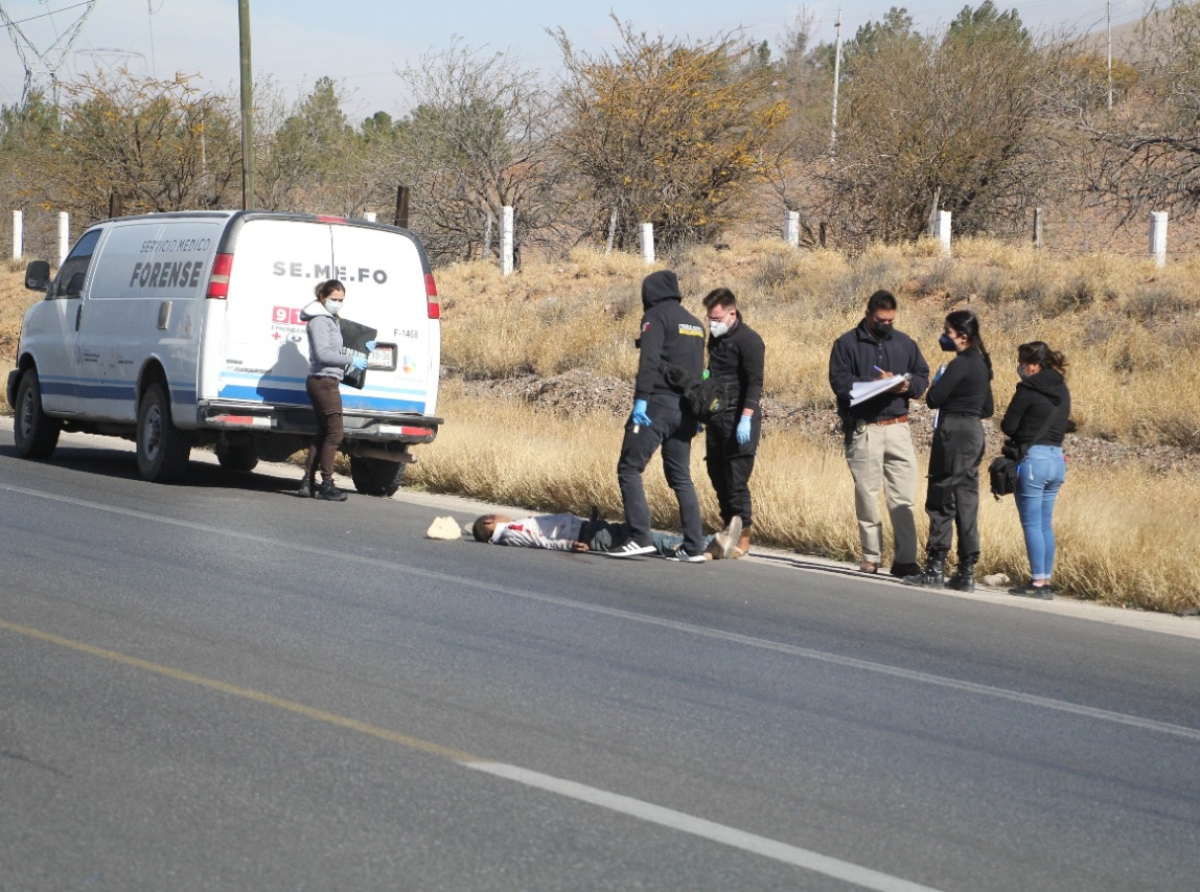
[216,441,259,473]
[13,369,60,459]
[350,456,406,496]
[137,383,191,482]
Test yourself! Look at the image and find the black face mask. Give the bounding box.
[871,321,893,340]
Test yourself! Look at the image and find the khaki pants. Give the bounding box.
[844,421,919,564]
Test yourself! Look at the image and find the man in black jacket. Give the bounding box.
[702,288,765,559]
[828,290,930,577]
[613,270,708,561]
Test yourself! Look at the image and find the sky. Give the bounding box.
[0,0,1151,118]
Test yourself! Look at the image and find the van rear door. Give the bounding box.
[329,224,438,416]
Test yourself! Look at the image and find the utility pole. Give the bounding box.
[239,0,256,209]
[830,7,843,160]
[1106,0,1113,113]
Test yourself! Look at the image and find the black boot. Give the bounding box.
[946,559,976,592]
[293,475,314,498]
[903,555,945,588]
[315,478,348,502]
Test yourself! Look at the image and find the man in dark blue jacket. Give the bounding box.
[828,290,930,577]
[612,270,708,561]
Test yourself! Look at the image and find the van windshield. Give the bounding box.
[52,228,102,299]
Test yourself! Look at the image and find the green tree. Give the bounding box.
[256,76,368,214]
[50,71,241,220]
[553,18,788,249]
[822,3,1059,242]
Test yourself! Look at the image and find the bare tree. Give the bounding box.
[385,40,567,265]
[1075,0,1200,224]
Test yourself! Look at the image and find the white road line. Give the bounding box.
[4,481,1199,743]
[465,761,946,892]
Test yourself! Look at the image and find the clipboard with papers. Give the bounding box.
[849,373,911,407]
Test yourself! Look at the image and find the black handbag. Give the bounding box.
[989,412,1055,500]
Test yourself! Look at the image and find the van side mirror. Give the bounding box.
[24,260,50,292]
[65,272,86,297]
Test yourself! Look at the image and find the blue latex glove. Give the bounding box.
[736,415,752,445]
[365,340,377,352]
[350,353,369,371]
[631,399,652,429]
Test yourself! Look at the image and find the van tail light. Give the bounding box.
[425,273,440,319]
[206,253,234,299]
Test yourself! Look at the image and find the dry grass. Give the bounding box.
[439,237,1200,449]
[413,384,1198,612]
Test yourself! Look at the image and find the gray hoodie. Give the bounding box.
[300,300,357,381]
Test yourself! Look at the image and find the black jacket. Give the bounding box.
[829,320,930,423]
[706,315,766,452]
[926,346,994,418]
[1000,368,1070,447]
[633,271,706,408]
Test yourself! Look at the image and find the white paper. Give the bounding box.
[849,373,911,407]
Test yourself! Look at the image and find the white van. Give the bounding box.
[6,210,441,493]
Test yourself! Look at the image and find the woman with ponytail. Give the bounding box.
[1000,342,1071,598]
[905,309,994,591]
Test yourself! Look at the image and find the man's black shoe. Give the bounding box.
[315,479,348,502]
[293,477,314,498]
[889,562,921,578]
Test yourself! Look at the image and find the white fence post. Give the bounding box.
[58,212,70,265]
[12,210,22,260]
[1149,211,1168,268]
[783,211,800,248]
[363,212,376,223]
[639,223,655,264]
[935,210,952,256]
[500,205,514,276]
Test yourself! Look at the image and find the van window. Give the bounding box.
[52,229,102,299]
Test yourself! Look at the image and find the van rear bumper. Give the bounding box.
[198,401,442,444]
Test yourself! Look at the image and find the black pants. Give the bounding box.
[303,375,344,482]
[616,406,704,552]
[705,421,756,530]
[924,414,986,562]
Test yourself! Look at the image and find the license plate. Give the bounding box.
[368,344,395,370]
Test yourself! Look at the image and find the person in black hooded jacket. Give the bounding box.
[1000,341,1071,598]
[612,270,708,561]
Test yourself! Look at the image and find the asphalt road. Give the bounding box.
[2,423,1198,891]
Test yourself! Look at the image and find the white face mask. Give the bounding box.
[325,299,343,316]
[709,320,729,338]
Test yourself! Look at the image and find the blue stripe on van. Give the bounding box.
[217,381,425,413]
[37,376,196,404]
[218,370,428,399]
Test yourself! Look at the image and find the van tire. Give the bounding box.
[137,383,191,482]
[13,368,60,459]
[350,456,406,497]
[216,442,259,473]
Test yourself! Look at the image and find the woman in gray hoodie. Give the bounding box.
[294,279,373,501]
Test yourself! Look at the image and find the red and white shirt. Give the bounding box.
[491,513,586,551]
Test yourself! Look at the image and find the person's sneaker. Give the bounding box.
[666,546,706,563]
[706,516,743,560]
[604,540,656,558]
[314,479,349,502]
[1009,583,1053,599]
[293,477,314,498]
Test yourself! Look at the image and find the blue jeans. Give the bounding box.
[1014,445,1066,582]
